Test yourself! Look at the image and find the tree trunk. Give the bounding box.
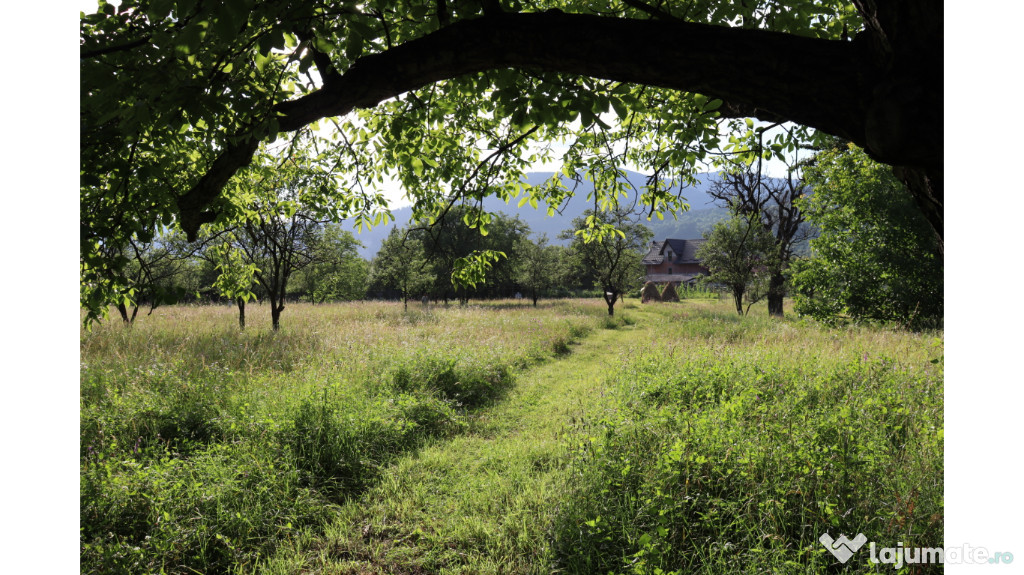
[604,291,618,316]
[733,287,745,315]
[116,302,139,325]
[767,273,786,317]
[270,297,284,331]
[117,302,130,324]
[532,291,538,307]
[236,297,246,330]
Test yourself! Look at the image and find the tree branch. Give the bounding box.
[621,0,681,20]
[176,10,930,240]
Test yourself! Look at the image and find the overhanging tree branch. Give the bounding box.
[175,8,940,241]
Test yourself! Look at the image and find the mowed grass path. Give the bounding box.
[264,308,660,574]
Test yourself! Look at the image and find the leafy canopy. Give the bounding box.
[81,0,865,319]
[791,145,943,329]
[696,214,778,315]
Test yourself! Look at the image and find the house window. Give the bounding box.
[668,268,673,274]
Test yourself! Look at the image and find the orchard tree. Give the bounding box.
[208,241,260,329]
[371,228,434,311]
[300,223,368,303]
[561,210,652,316]
[80,0,942,320]
[696,214,778,315]
[514,234,561,306]
[708,159,812,317]
[407,205,528,303]
[791,144,942,329]
[229,145,343,330]
[107,229,197,325]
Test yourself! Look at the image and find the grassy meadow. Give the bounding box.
[80,297,942,574]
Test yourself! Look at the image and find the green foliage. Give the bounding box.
[389,351,515,408]
[515,234,564,304]
[300,224,369,303]
[791,146,943,329]
[696,214,778,314]
[553,343,942,574]
[209,240,259,304]
[81,440,332,575]
[422,206,530,300]
[561,209,653,314]
[283,390,459,496]
[81,0,864,318]
[370,228,434,307]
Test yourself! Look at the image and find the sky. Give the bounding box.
[3,2,1020,572]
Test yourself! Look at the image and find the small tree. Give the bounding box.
[208,242,259,329]
[110,229,197,325]
[300,224,368,303]
[371,229,434,311]
[708,162,812,317]
[514,234,560,306]
[226,143,346,330]
[561,209,652,316]
[696,214,777,315]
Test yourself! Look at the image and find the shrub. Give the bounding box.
[551,352,943,574]
[81,441,331,575]
[282,393,411,495]
[388,352,514,408]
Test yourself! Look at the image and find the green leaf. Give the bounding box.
[314,36,336,54]
[610,97,629,120]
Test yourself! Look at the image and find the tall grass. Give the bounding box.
[80,300,602,574]
[549,305,943,574]
[80,298,942,574]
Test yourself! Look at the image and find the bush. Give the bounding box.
[389,352,514,408]
[551,352,943,574]
[81,441,331,575]
[281,391,455,496]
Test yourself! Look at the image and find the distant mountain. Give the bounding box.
[344,170,734,258]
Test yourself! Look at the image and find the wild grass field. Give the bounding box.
[80,298,942,574]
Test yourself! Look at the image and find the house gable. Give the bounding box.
[644,238,708,283]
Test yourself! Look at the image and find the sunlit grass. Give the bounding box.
[80,297,941,574]
[80,299,604,574]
